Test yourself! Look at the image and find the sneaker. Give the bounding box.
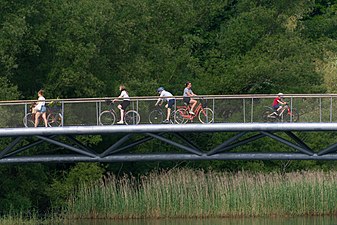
[162,119,169,124]
[117,121,124,124]
[189,111,195,115]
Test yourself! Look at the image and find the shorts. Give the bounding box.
[37,105,47,113]
[273,104,280,110]
[167,99,176,109]
[120,100,130,110]
[183,97,190,104]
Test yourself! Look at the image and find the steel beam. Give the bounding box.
[1,153,337,164]
[2,123,337,137]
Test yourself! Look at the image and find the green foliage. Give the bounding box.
[46,163,104,209]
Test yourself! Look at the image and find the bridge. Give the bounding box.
[1,94,337,164]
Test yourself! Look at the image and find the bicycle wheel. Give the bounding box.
[283,108,299,122]
[262,107,278,122]
[174,108,188,124]
[23,113,35,127]
[99,111,116,125]
[149,109,164,124]
[198,108,214,123]
[125,110,140,125]
[47,113,63,127]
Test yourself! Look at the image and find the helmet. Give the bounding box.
[277,93,284,97]
[157,87,164,93]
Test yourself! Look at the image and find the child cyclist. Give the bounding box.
[113,85,130,124]
[155,87,176,123]
[271,93,288,116]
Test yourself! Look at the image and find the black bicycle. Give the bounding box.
[148,105,175,124]
[99,100,140,125]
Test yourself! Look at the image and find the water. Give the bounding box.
[61,216,337,225]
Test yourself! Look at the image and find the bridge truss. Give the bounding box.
[1,123,337,164]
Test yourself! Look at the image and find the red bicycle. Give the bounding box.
[174,98,214,124]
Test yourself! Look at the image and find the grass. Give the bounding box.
[65,169,337,219]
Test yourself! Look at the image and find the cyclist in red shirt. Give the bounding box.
[272,93,287,116]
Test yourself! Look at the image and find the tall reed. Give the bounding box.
[65,169,337,219]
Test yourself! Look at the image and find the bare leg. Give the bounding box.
[167,107,171,120]
[35,112,41,127]
[190,99,197,112]
[42,112,48,127]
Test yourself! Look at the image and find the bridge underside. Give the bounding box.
[1,123,337,164]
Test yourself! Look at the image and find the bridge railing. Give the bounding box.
[0,94,337,127]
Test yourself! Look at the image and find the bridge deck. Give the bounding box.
[1,123,337,164]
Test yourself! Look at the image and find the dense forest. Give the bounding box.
[0,0,337,216]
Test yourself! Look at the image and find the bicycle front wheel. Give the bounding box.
[99,111,116,125]
[47,113,63,127]
[149,110,164,124]
[283,108,299,122]
[23,113,35,127]
[198,108,214,123]
[125,110,140,125]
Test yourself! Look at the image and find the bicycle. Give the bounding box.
[148,105,175,124]
[23,103,63,127]
[46,104,63,127]
[262,103,299,122]
[174,98,214,124]
[99,100,140,125]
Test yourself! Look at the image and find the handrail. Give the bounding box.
[1,93,337,105]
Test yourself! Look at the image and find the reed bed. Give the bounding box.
[65,169,337,219]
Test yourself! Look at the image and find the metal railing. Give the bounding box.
[1,94,337,128]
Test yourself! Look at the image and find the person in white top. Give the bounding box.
[34,89,48,127]
[155,87,176,123]
[113,85,130,124]
[183,81,197,115]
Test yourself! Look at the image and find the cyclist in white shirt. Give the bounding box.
[155,87,175,123]
[183,81,197,115]
[113,85,130,124]
[34,89,48,127]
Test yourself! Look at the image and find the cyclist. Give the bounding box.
[155,87,175,123]
[271,93,287,116]
[34,89,48,127]
[113,85,130,124]
[183,81,197,115]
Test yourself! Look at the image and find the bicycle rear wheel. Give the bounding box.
[47,113,63,127]
[125,110,140,125]
[198,108,214,123]
[99,111,116,125]
[262,107,278,122]
[149,109,164,124]
[174,108,188,124]
[23,113,35,127]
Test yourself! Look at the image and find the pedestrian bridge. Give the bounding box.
[1,94,337,164]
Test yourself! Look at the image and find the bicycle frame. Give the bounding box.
[177,102,205,121]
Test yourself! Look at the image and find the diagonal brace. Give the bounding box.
[285,131,314,154]
[104,136,154,155]
[172,133,202,152]
[207,132,247,156]
[146,133,203,156]
[0,137,23,158]
[37,136,97,158]
[318,142,337,156]
[100,134,133,157]
[260,131,314,156]
[217,133,267,153]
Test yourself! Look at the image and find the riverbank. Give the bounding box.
[64,169,337,219]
